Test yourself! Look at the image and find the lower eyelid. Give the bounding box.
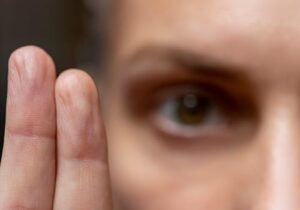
[150,111,256,148]
[151,110,229,140]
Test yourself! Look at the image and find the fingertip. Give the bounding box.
[56,69,97,93]
[8,46,56,83]
[56,69,99,110]
[9,46,53,64]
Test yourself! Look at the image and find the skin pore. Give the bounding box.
[1,0,300,209]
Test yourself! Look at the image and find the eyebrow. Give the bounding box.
[122,45,249,83]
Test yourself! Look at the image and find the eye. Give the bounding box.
[159,93,218,127]
[150,86,239,139]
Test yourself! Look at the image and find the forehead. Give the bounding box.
[114,0,300,53]
[112,0,300,83]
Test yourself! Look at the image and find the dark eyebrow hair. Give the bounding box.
[122,45,248,83]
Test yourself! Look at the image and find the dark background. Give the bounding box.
[0,0,102,157]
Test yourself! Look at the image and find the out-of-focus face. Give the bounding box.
[102,0,300,209]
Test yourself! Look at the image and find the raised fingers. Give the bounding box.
[0,46,57,210]
[54,70,112,210]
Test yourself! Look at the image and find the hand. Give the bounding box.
[0,46,113,210]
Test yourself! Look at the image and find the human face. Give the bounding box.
[102,0,300,209]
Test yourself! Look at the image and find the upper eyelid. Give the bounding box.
[124,79,255,117]
[148,84,235,107]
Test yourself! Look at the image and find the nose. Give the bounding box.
[255,96,300,210]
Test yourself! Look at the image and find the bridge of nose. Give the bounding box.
[253,92,300,210]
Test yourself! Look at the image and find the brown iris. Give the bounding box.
[176,93,214,125]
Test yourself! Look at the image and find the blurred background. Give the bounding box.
[0,0,105,156]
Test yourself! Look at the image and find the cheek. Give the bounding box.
[106,117,262,210]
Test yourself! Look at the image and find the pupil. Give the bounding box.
[183,94,198,109]
[177,94,212,124]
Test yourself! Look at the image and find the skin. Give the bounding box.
[1,0,300,209]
